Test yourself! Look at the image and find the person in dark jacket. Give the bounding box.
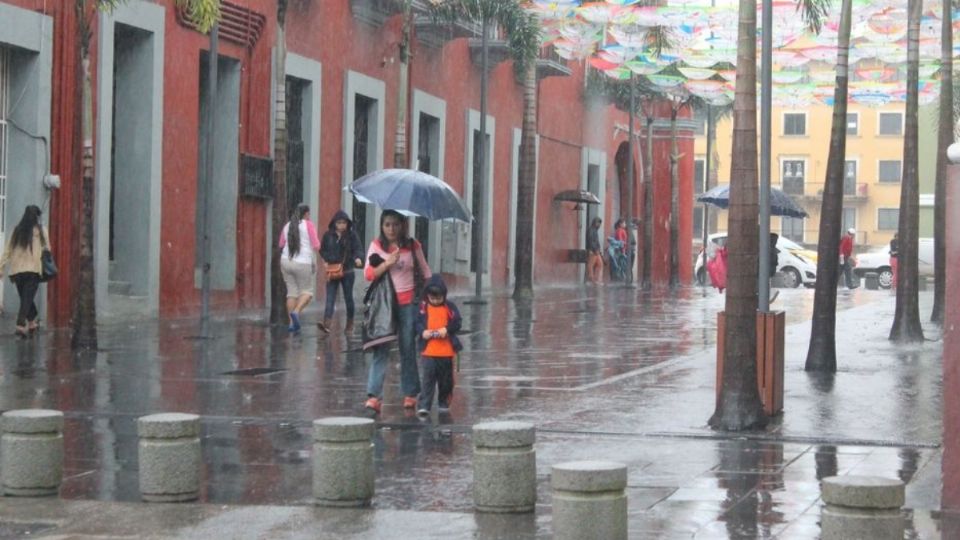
[319,210,364,334]
[413,275,462,416]
[586,217,603,285]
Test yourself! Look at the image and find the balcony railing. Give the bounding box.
[798,182,870,202]
[537,47,572,79]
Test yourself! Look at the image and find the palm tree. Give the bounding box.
[641,100,656,289]
[509,9,541,300]
[269,0,291,325]
[707,0,766,430]
[889,0,924,343]
[394,1,415,169]
[932,0,952,324]
[72,0,219,349]
[804,0,853,373]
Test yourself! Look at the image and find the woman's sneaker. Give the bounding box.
[416,408,429,418]
[364,397,381,413]
[403,396,418,409]
[438,402,451,412]
[289,312,301,333]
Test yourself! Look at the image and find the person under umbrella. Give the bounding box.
[362,210,431,414]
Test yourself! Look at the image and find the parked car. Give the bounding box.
[854,237,934,289]
[695,233,818,288]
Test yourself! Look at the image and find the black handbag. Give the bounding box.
[39,228,57,282]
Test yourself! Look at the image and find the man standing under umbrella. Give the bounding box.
[586,217,604,285]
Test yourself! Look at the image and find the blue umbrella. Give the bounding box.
[347,169,472,222]
[696,184,808,218]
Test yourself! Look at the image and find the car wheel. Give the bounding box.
[781,267,802,288]
[878,267,893,289]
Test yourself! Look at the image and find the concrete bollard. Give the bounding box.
[1,409,64,496]
[473,421,536,513]
[820,475,905,540]
[313,417,375,507]
[138,413,201,502]
[551,460,628,540]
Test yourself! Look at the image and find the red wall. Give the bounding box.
[9,0,695,323]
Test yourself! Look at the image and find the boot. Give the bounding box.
[344,319,354,335]
[317,318,331,334]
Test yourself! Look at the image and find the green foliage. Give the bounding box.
[175,0,221,34]
[794,0,830,34]
[584,69,663,112]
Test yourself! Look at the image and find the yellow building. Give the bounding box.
[693,103,905,251]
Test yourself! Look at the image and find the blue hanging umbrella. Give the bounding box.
[697,184,808,219]
[347,169,472,222]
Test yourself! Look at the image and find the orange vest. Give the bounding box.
[423,304,455,357]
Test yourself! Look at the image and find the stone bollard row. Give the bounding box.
[138,413,201,502]
[1,409,64,497]
[820,475,905,540]
[552,461,628,540]
[313,417,375,507]
[473,421,537,513]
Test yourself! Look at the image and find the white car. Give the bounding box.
[854,237,934,289]
[695,233,819,288]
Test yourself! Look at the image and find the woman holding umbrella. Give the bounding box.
[363,210,431,414]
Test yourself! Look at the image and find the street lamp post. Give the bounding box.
[200,24,218,337]
[758,0,773,312]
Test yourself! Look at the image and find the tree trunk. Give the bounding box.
[932,0,952,324]
[804,0,852,372]
[269,3,289,325]
[394,1,412,169]
[641,113,654,289]
[72,48,98,350]
[708,0,765,430]
[669,105,680,288]
[890,0,925,343]
[513,61,537,299]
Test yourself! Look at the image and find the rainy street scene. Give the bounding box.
[2,0,960,538]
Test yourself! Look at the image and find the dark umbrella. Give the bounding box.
[347,169,472,222]
[553,189,602,204]
[697,184,808,218]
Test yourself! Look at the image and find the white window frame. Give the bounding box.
[694,156,706,194]
[0,48,8,237]
[782,111,807,136]
[877,111,904,136]
[846,112,859,136]
[781,216,805,243]
[844,158,858,195]
[877,159,902,183]
[842,207,857,232]
[877,207,900,231]
[410,89,446,270]
[778,156,807,195]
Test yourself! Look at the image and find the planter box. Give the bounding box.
[716,311,785,416]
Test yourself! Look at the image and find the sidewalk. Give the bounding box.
[0,287,953,538]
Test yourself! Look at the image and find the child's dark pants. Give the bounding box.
[418,355,454,410]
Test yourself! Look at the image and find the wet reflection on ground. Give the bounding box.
[0,286,952,537]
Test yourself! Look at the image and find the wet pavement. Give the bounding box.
[0,285,954,538]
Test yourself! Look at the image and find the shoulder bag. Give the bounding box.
[39,227,57,282]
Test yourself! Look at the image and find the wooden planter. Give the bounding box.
[716,311,785,416]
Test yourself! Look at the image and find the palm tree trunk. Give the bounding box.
[642,112,654,289]
[513,61,537,299]
[394,1,412,169]
[890,0,925,343]
[72,0,97,349]
[804,0,852,372]
[669,104,680,288]
[269,1,289,325]
[708,0,765,430]
[932,0,952,324]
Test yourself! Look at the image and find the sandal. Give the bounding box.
[14,325,29,338]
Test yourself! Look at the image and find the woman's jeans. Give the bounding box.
[12,272,40,326]
[323,271,356,319]
[366,303,421,399]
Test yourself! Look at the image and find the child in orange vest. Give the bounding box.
[414,275,462,416]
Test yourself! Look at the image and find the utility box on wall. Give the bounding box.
[440,221,471,276]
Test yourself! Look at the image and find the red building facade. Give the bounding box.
[0,0,694,325]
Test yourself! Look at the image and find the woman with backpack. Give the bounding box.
[0,205,52,337]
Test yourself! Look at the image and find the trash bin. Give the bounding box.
[716,311,785,416]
